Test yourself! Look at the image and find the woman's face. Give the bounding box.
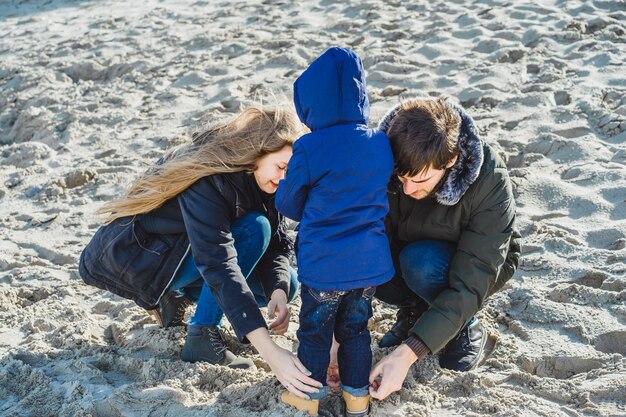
[253,145,293,193]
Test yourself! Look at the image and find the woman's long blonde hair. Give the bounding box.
[98,107,301,223]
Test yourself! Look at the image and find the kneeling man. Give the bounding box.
[370,97,521,399]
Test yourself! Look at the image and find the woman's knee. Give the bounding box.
[232,211,271,254]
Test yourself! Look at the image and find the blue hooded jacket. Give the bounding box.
[275,47,394,290]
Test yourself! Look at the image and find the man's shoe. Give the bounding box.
[181,325,255,369]
[378,302,426,348]
[438,318,487,372]
[147,291,192,328]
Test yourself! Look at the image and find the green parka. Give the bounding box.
[379,102,522,353]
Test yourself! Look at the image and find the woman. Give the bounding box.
[79,107,322,398]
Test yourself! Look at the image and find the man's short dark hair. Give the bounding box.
[387,97,461,177]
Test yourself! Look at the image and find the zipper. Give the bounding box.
[155,243,191,306]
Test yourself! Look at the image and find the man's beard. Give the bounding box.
[427,168,450,198]
[417,168,450,200]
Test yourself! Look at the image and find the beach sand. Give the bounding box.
[0,0,625,416]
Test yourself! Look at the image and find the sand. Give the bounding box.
[0,0,625,416]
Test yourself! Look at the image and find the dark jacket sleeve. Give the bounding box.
[490,226,521,296]
[410,166,516,353]
[275,140,310,222]
[177,178,267,341]
[254,219,292,301]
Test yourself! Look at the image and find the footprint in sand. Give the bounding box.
[607,238,626,251]
[586,227,626,250]
[473,39,508,54]
[17,287,56,305]
[570,270,608,289]
[547,283,623,307]
[519,354,606,379]
[183,35,214,51]
[602,184,626,204]
[594,330,626,355]
[578,92,626,138]
[18,242,77,266]
[171,71,210,88]
[493,48,526,64]
[4,106,60,145]
[1,142,53,168]
[554,91,571,105]
[529,131,609,165]
[215,42,247,60]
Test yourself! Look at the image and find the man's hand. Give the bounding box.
[267,289,290,335]
[369,344,418,400]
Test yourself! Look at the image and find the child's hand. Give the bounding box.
[268,289,290,335]
[326,335,341,388]
[326,363,341,388]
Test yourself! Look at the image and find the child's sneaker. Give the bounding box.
[342,391,370,417]
[281,390,319,416]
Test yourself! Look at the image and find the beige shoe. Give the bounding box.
[280,390,319,416]
[342,391,370,417]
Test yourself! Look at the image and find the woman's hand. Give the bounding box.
[247,327,322,399]
[267,289,290,335]
[266,345,323,399]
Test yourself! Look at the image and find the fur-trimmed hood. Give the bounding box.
[378,99,484,206]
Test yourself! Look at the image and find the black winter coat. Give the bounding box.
[79,172,292,341]
[379,101,521,353]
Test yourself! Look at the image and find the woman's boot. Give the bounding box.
[181,325,254,369]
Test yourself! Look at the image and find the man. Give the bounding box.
[368,97,521,400]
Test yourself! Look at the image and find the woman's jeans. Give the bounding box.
[297,283,375,399]
[168,212,298,327]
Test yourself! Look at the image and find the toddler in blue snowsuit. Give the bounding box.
[275,47,394,416]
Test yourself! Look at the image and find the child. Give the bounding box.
[275,47,394,417]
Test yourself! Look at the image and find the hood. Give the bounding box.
[293,47,369,131]
[378,98,484,206]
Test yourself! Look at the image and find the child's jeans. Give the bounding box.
[297,283,375,399]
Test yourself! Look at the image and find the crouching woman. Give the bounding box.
[79,107,322,398]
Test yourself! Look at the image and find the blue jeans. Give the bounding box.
[297,283,375,399]
[375,239,475,328]
[169,212,299,326]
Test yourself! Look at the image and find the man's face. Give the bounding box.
[398,156,457,200]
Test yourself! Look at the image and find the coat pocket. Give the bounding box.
[95,218,172,292]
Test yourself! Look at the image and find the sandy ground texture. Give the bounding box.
[1,0,625,416]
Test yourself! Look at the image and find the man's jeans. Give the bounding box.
[297,283,375,399]
[168,211,299,326]
[375,239,474,332]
